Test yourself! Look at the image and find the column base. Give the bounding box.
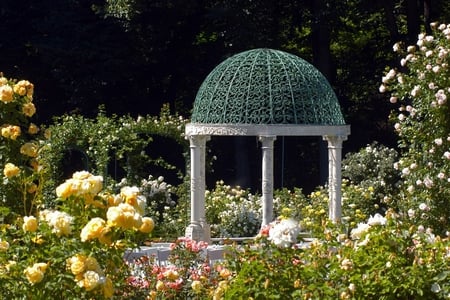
[185,220,211,242]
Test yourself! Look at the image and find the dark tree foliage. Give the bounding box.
[1,0,450,191]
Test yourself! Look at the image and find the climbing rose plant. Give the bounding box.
[380,22,450,233]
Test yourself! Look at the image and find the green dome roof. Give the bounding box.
[191,48,345,125]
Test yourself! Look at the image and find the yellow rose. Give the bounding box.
[45,210,73,236]
[107,203,142,230]
[97,225,112,245]
[14,85,26,96]
[121,186,139,205]
[163,269,179,281]
[0,239,10,251]
[3,163,20,178]
[85,175,103,196]
[148,291,157,300]
[0,85,13,103]
[80,217,106,242]
[139,217,155,233]
[191,280,202,293]
[23,216,38,232]
[10,125,21,140]
[29,158,40,171]
[1,125,21,140]
[0,77,7,86]
[13,80,34,98]
[67,254,86,275]
[22,102,36,117]
[156,280,165,291]
[56,181,75,199]
[32,235,45,245]
[84,256,101,273]
[28,123,39,134]
[82,270,101,291]
[24,263,48,284]
[20,142,39,157]
[121,186,146,214]
[103,277,114,298]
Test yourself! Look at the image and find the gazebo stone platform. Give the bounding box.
[185,48,350,242]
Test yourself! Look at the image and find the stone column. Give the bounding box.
[185,135,210,241]
[323,135,347,222]
[259,135,276,226]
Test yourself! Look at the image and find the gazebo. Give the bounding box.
[185,48,350,242]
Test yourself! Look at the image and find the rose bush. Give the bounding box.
[0,73,43,219]
[221,210,449,299]
[380,22,450,233]
[0,170,155,299]
[123,237,228,299]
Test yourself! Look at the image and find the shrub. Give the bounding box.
[342,141,401,214]
[222,210,450,299]
[0,171,155,299]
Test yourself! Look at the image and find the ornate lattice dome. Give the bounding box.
[191,48,345,125]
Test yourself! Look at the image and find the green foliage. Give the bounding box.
[380,23,450,233]
[39,104,188,207]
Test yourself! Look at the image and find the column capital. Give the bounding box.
[187,135,210,145]
[259,135,277,142]
[322,135,348,144]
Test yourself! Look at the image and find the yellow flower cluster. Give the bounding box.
[1,124,21,140]
[0,76,35,118]
[54,172,155,245]
[22,216,38,232]
[120,186,146,215]
[13,80,34,99]
[3,163,20,178]
[0,239,9,251]
[106,203,143,230]
[80,217,111,244]
[20,142,39,157]
[56,171,103,201]
[66,254,113,297]
[0,77,13,103]
[39,209,73,236]
[24,262,48,284]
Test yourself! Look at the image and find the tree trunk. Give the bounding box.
[406,0,420,43]
[423,0,432,34]
[383,0,400,41]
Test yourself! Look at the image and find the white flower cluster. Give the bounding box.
[350,213,387,240]
[214,197,261,237]
[268,218,301,248]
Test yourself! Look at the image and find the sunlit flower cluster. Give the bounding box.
[24,262,48,284]
[66,254,113,297]
[206,181,261,237]
[124,238,226,299]
[268,218,302,247]
[3,162,20,178]
[1,124,21,140]
[39,209,74,236]
[56,170,103,201]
